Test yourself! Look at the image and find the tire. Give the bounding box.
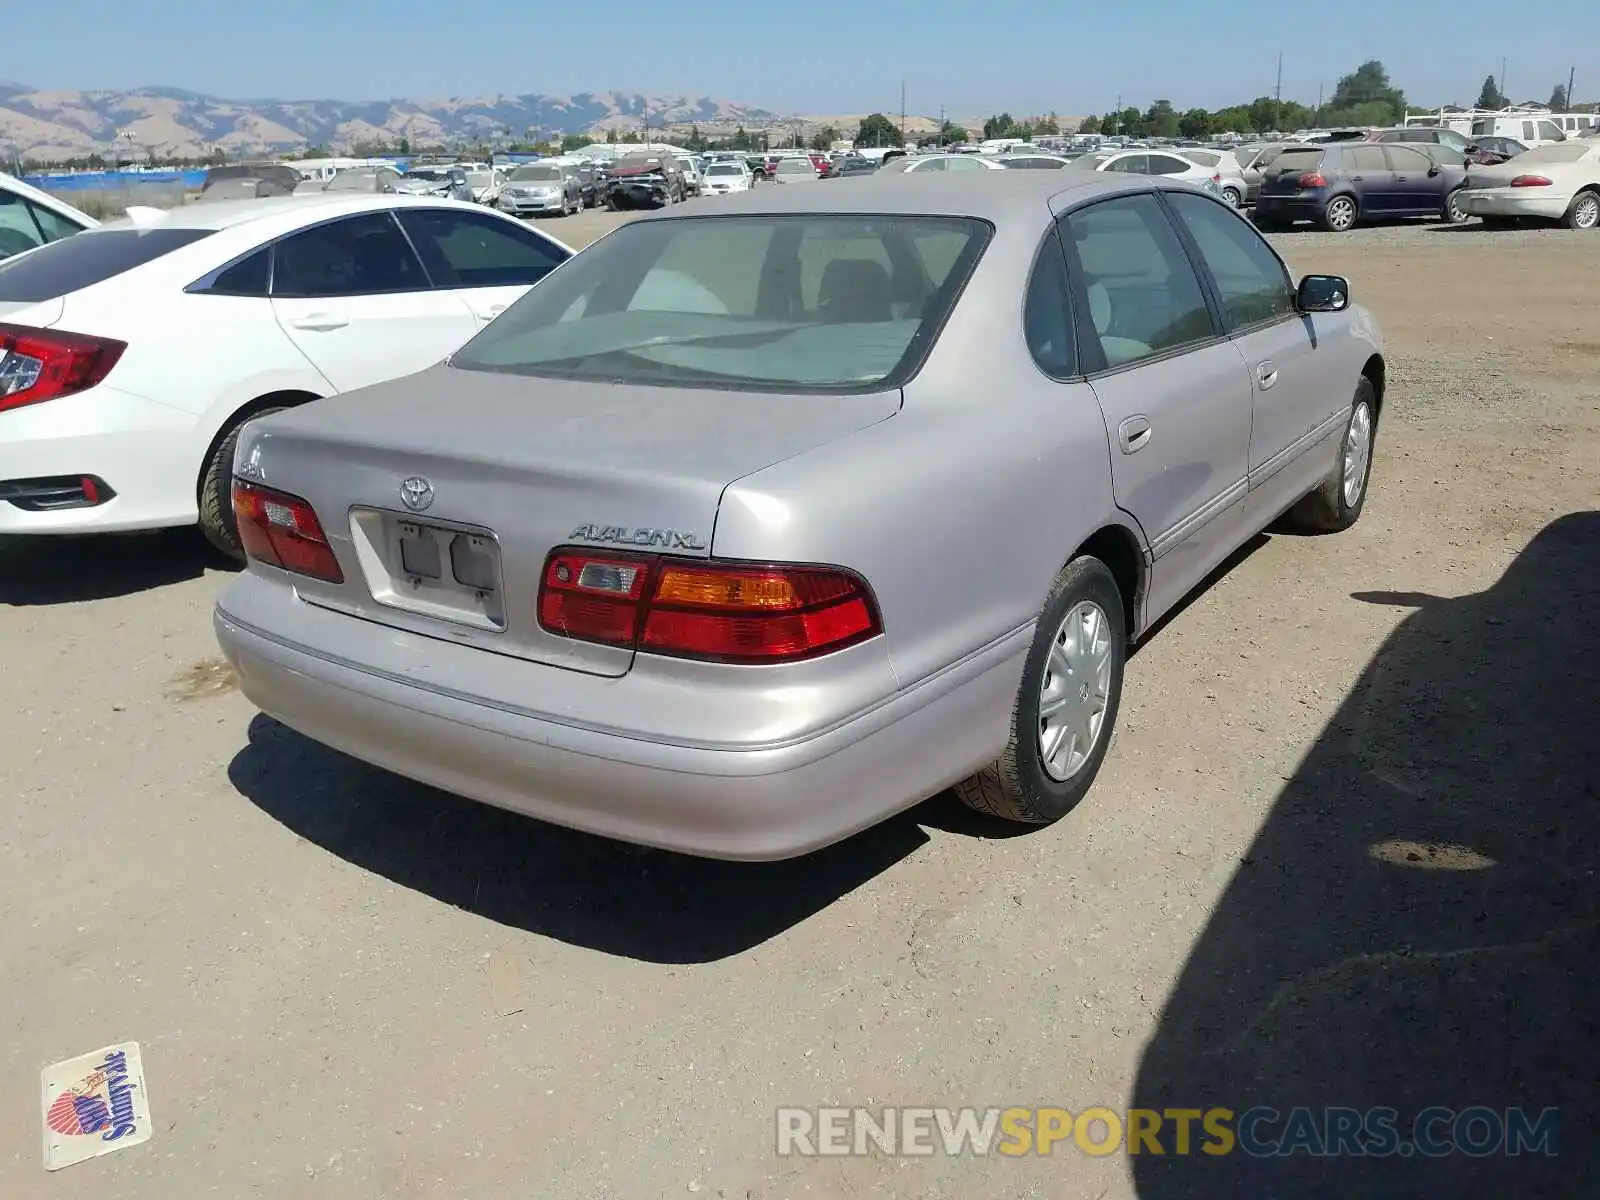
[1562,188,1600,230]
[1320,194,1358,232]
[1222,186,1243,208]
[198,405,289,562]
[1285,377,1377,534]
[955,557,1127,825]
[1442,188,1469,224]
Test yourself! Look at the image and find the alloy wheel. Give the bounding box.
[1037,600,1114,782]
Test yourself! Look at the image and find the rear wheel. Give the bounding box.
[955,557,1126,825]
[1285,377,1376,534]
[1321,194,1358,232]
[1222,185,1243,208]
[1442,188,1469,224]
[199,406,289,562]
[1563,188,1600,230]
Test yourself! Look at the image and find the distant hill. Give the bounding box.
[0,85,783,162]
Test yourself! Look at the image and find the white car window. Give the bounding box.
[0,192,49,258]
[944,156,985,171]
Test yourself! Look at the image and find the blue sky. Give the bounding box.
[21,0,1595,117]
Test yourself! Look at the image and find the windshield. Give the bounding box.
[706,164,742,176]
[449,214,991,393]
[512,166,563,181]
[405,170,446,181]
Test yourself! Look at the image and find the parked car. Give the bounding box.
[1173,148,1248,207]
[769,157,826,184]
[499,164,585,217]
[1457,141,1600,229]
[202,163,302,198]
[826,156,879,178]
[1469,115,1569,149]
[0,195,572,556]
[1254,141,1469,231]
[1074,149,1221,193]
[1465,136,1527,166]
[1372,126,1475,153]
[396,168,475,203]
[465,166,507,205]
[701,161,755,194]
[601,153,687,209]
[320,167,404,194]
[0,173,97,261]
[881,154,1007,174]
[676,157,705,196]
[211,172,1384,861]
[746,156,773,179]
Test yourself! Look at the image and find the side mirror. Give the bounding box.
[1296,274,1350,313]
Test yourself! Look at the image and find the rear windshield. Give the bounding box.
[449,214,991,393]
[1517,143,1594,163]
[406,170,446,181]
[1269,148,1324,174]
[0,228,213,302]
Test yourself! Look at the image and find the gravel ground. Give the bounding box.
[2,209,1597,1199]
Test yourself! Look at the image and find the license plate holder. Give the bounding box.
[348,510,507,631]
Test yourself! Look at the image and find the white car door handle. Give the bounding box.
[289,313,349,331]
[1256,362,1279,390]
[1118,415,1152,453]
[475,303,509,320]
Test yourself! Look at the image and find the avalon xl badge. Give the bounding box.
[399,476,435,512]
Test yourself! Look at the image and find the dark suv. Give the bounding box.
[1254,141,1469,232]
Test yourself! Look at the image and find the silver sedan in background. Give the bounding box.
[215,172,1385,860]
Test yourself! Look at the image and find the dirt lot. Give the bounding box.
[2,214,1597,1198]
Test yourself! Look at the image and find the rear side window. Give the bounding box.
[0,228,212,302]
[1023,228,1077,377]
[397,209,569,288]
[204,248,271,297]
[1147,154,1193,175]
[271,212,427,298]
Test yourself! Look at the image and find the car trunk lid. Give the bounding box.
[236,363,899,677]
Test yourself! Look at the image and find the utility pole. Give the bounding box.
[899,79,906,142]
[1568,65,1576,107]
[1274,52,1283,132]
[1113,93,1120,136]
[1500,58,1507,101]
[1315,81,1323,127]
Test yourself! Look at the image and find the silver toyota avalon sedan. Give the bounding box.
[214,171,1385,860]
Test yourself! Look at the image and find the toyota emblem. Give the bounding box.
[399,476,435,512]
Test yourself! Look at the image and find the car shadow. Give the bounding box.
[0,529,226,604]
[1426,219,1558,234]
[1132,511,1600,1197]
[228,713,935,963]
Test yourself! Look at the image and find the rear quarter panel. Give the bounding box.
[713,211,1135,690]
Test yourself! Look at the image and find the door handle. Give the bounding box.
[1117,415,1152,454]
[1350,174,1365,181]
[476,303,509,320]
[1256,361,1279,390]
[288,313,349,331]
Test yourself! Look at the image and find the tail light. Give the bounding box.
[1297,172,1328,188]
[232,480,343,583]
[1509,174,1552,187]
[1211,173,1222,184]
[0,324,127,414]
[538,549,881,663]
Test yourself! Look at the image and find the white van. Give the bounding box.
[1470,114,1569,147]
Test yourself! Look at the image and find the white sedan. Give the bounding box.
[881,154,1007,174]
[1074,149,1222,193]
[0,193,571,556]
[701,160,754,194]
[1458,142,1600,228]
[1,173,98,261]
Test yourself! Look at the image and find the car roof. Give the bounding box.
[637,169,1169,222]
[93,193,479,235]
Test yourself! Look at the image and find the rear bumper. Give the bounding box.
[214,588,1027,861]
[1456,188,1571,220]
[1254,196,1327,222]
[0,384,202,533]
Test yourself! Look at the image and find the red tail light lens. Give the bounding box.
[0,324,127,414]
[1509,174,1552,187]
[231,480,343,583]
[537,550,881,663]
[1297,172,1328,188]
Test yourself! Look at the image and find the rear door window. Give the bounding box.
[1344,145,1389,172]
[271,212,428,298]
[0,191,46,258]
[1382,146,1432,173]
[1537,120,1564,142]
[25,201,86,245]
[0,228,212,302]
[397,209,570,288]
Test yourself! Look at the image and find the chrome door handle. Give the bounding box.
[289,313,349,331]
[1118,415,1152,453]
[1256,362,1279,390]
